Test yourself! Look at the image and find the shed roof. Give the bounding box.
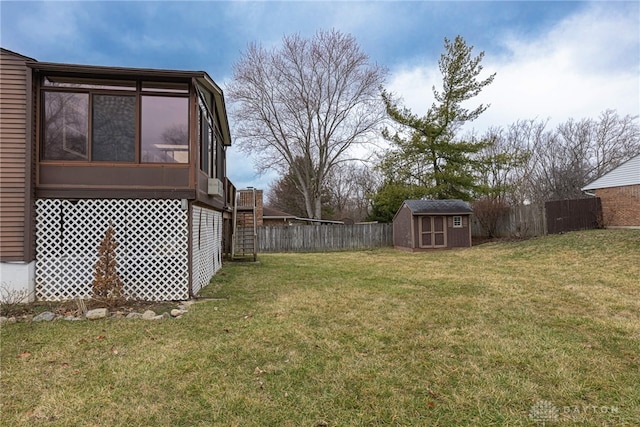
[582,154,640,191]
[404,199,473,214]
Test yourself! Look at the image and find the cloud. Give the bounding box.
[226,148,280,191]
[386,2,640,134]
[1,2,81,52]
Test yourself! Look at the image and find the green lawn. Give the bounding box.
[1,230,639,426]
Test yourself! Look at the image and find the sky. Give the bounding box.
[1,1,638,191]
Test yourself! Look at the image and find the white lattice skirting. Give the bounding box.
[36,199,191,301]
[191,205,222,295]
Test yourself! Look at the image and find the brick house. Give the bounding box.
[582,154,640,228]
[262,206,297,226]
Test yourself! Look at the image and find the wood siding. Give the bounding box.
[411,215,471,250]
[446,216,472,247]
[38,164,191,188]
[394,212,472,251]
[0,50,32,261]
[393,204,413,249]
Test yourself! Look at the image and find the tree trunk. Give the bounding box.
[302,189,315,220]
[313,195,322,220]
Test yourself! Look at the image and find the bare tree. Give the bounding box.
[531,111,639,201]
[591,109,640,177]
[266,157,332,219]
[326,162,379,222]
[480,111,639,204]
[227,29,387,219]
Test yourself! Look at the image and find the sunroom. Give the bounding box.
[29,61,234,301]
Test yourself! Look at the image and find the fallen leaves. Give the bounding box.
[254,366,265,389]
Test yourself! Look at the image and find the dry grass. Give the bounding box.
[1,229,639,426]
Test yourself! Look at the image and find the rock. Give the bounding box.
[142,310,157,320]
[126,312,143,319]
[33,311,56,322]
[86,308,108,320]
[152,314,165,320]
[170,309,185,317]
[0,316,7,324]
[64,316,83,321]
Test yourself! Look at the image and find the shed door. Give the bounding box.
[419,216,447,248]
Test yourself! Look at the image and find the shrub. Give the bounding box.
[91,222,124,305]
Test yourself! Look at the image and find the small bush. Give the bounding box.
[0,283,33,316]
[91,222,124,306]
[473,197,511,238]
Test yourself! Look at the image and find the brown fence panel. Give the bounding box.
[545,198,602,234]
[257,223,393,253]
[471,204,546,238]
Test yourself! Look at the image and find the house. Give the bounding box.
[0,48,236,301]
[393,199,473,250]
[582,154,640,228]
[263,206,297,226]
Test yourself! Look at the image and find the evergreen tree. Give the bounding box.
[367,182,429,223]
[378,36,496,202]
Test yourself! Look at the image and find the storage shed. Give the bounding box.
[393,199,473,250]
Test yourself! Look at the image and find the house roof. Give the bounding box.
[263,206,297,219]
[404,199,473,215]
[582,154,640,191]
[1,47,37,62]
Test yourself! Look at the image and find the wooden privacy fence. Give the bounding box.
[471,204,546,238]
[257,223,393,252]
[470,198,603,237]
[545,198,602,234]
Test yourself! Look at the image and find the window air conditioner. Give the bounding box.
[207,178,224,197]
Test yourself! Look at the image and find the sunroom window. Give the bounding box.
[197,87,217,177]
[43,92,89,161]
[92,95,136,162]
[141,96,188,163]
[41,76,189,164]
